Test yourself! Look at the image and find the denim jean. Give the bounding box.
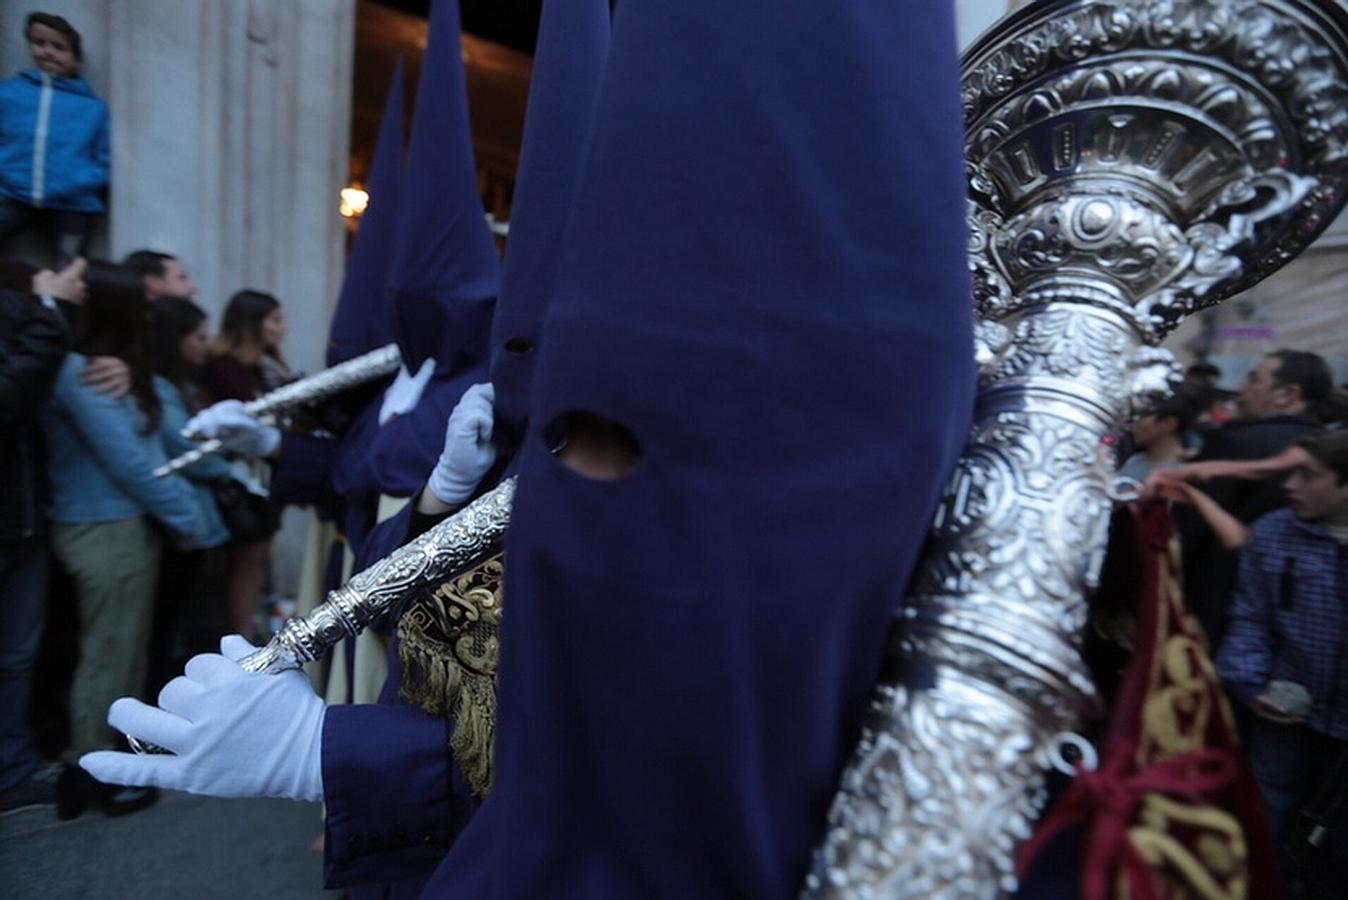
[0,536,49,791]
[1240,710,1348,891]
[1243,713,1332,838]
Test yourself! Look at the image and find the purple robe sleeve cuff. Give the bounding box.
[321,703,459,888]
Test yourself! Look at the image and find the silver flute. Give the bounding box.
[152,343,403,477]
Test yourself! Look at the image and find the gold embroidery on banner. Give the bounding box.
[1129,794,1247,900]
[396,553,504,797]
[1138,634,1211,761]
[1122,539,1248,899]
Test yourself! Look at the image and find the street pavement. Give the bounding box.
[1,789,336,899]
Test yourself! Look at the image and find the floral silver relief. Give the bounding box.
[804,1,1348,897]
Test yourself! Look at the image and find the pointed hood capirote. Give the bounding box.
[488,0,611,443]
[329,1,499,557]
[326,57,405,367]
[430,1,977,897]
[387,0,500,376]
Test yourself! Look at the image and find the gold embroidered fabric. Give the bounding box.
[1128,534,1248,900]
[396,552,504,797]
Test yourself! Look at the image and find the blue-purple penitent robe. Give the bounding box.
[413,1,978,897]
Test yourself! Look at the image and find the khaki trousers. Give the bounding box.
[52,517,161,757]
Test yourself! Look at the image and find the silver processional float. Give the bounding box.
[151,0,1348,895]
[807,0,1348,896]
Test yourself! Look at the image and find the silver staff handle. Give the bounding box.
[153,343,403,477]
[127,476,516,754]
[152,438,224,478]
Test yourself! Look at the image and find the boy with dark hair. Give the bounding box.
[1186,359,1223,387]
[24,12,83,61]
[119,249,173,279]
[1117,393,1197,483]
[0,12,109,263]
[1217,430,1348,881]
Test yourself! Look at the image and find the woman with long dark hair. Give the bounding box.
[42,262,210,816]
[205,289,291,398]
[145,298,230,692]
[149,296,215,413]
[202,289,290,639]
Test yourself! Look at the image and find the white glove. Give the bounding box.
[184,399,281,458]
[428,382,497,506]
[378,358,436,425]
[80,635,325,803]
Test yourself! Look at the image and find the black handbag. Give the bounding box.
[211,478,280,544]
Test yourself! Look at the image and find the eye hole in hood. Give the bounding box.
[545,410,643,481]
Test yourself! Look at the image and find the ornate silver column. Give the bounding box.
[804,1,1348,896]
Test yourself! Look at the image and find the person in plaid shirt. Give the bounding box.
[1217,429,1348,850]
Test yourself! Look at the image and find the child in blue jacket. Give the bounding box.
[0,12,109,263]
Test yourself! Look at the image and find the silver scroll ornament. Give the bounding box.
[803,1,1348,897]
[153,342,403,477]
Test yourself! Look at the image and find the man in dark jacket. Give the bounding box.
[1183,349,1331,646]
[0,283,69,811]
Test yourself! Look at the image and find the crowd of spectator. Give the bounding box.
[0,11,362,828]
[1124,351,1348,894]
[1,241,294,818]
[0,12,295,818]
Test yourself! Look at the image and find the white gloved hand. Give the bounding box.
[184,399,281,458]
[428,382,497,506]
[80,635,325,803]
[378,358,436,425]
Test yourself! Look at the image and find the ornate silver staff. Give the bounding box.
[803,1,1348,897]
[128,477,515,753]
[239,476,515,674]
[152,342,403,477]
